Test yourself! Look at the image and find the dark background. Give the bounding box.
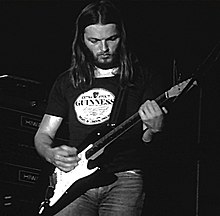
[0,0,220,215]
[1,0,219,86]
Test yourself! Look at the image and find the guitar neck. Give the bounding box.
[85,91,169,159]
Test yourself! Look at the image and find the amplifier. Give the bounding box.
[0,159,43,213]
[0,161,41,187]
[0,162,41,215]
[0,97,69,194]
[0,75,68,215]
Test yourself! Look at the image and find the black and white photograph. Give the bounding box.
[0,0,220,215]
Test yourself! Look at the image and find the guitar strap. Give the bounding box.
[108,85,127,127]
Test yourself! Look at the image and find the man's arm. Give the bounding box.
[34,114,80,172]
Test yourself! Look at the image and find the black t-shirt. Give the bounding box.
[46,65,153,173]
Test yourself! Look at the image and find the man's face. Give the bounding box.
[83,23,120,68]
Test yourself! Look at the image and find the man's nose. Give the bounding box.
[100,40,109,52]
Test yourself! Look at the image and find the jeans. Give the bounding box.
[54,170,145,216]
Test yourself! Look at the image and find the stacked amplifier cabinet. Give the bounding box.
[0,75,69,215]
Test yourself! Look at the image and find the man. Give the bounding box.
[34,0,165,215]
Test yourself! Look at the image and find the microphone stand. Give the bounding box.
[168,41,220,215]
[173,41,220,216]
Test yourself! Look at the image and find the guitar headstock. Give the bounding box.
[166,78,197,99]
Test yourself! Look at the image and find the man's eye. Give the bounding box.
[90,39,99,44]
[109,36,119,41]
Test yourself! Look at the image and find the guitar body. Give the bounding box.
[39,169,118,216]
[36,125,116,216]
[37,145,98,215]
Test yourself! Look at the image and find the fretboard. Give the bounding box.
[85,91,169,159]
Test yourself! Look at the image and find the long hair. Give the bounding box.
[69,0,134,89]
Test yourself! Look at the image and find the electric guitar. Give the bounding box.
[37,78,196,216]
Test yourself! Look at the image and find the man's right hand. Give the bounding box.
[48,145,81,172]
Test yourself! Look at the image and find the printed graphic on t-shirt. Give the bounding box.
[74,88,115,125]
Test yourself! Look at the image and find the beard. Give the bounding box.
[93,52,120,69]
[83,46,120,69]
